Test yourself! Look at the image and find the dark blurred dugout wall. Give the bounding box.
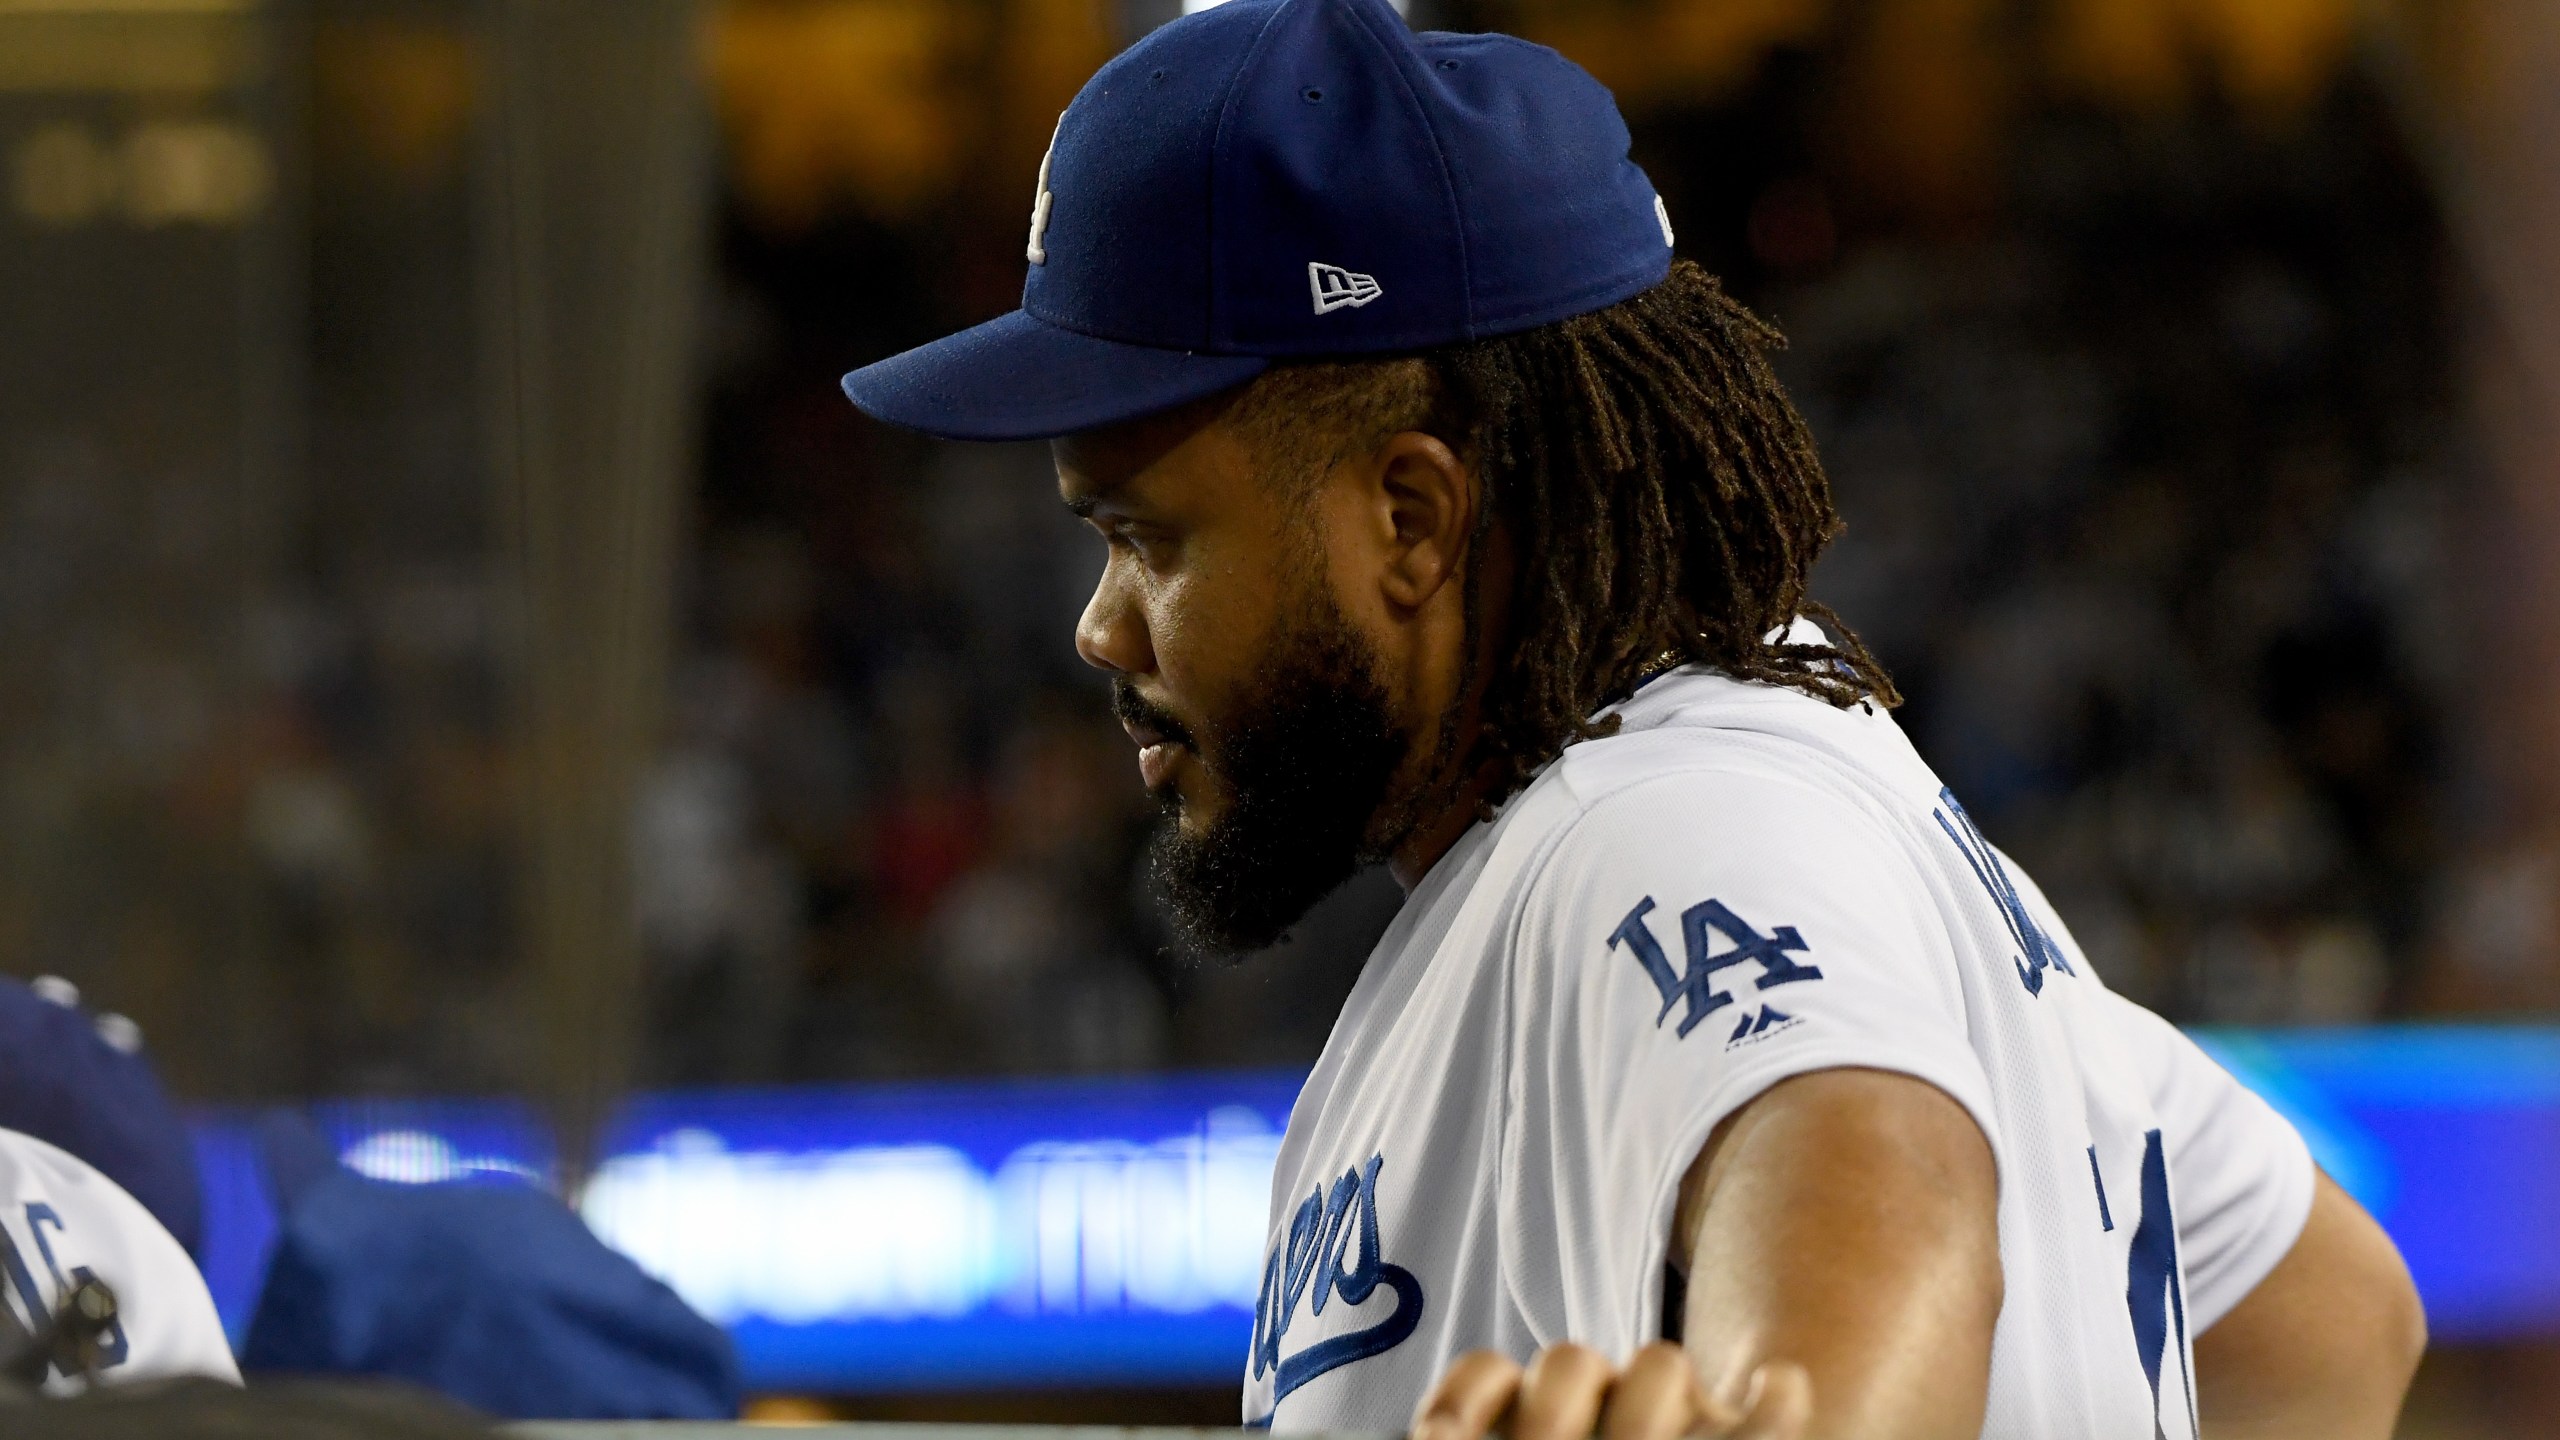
[0,0,304,1093]
[0,0,706,1152]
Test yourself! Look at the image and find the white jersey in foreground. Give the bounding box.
[1245,641,2315,1439]
[0,1126,239,1391]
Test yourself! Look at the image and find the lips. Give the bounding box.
[1121,716,1186,791]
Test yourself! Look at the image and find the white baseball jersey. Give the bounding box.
[1245,637,2316,1438]
[0,1126,239,1392]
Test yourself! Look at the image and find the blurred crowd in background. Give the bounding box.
[2,0,2551,1100]
[658,28,2465,1087]
[1792,94,2453,1031]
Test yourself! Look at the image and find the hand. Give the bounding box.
[1412,1342,1812,1440]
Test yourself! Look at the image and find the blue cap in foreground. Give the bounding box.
[0,975,201,1256]
[841,0,1674,441]
[244,1148,739,1421]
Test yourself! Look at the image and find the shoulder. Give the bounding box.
[1491,768,1935,1007]
[1516,744,1910,899]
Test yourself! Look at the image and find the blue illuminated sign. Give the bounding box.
[193,1072,1301,1391]
[2194,1027,2560,1342]
[586,1075,1297,1390]
[191,1028,2560,1394]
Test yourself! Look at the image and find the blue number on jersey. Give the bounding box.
[1933,788,2073,996]
[0,1202,131,1374]
[2124,1130,2196,1438]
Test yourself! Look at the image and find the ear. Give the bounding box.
[1368,430,1477,612]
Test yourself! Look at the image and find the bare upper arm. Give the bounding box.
[2192,1171,2424,1440]
[1672,1067,2002,1440]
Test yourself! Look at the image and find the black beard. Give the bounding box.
[1117,602,1409,957]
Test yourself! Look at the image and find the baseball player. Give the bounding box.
[840,1,2424,1436]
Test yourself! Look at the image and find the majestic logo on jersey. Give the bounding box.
[1248,1153,1424,1421]
[1608,896,1822,1039]
[1308,262,1383,314]
[1932,788,2074,996]
[1723,1002,1801,1048]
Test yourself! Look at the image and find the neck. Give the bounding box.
[1386,757,1500,890]
[1382,666,1504,889]
[1382,523,1515,891]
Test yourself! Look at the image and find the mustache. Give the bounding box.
[1111,676,1199,753]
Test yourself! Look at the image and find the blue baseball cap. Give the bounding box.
[244,1114,740,1421]
[840,0,1674,442]
[0,975,202,1257]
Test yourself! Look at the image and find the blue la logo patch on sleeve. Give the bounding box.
[1607,895,1823,1039]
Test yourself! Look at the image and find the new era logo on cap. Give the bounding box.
[1309,262,1383,314]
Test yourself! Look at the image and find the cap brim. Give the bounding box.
[840,309,1270,443]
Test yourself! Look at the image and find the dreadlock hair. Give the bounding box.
[1225,257,1900,812]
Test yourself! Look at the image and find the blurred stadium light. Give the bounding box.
[193,1030,2560,1394]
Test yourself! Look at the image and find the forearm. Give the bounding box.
[2194,1173,2423,1440]
[1676,1069,2002,1440]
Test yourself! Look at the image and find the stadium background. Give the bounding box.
[2,0,2557,1433]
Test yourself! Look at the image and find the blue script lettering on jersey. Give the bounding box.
[1933,788,2074,996]
[1609,896,1822,1039]
[1248,1154,1424,1422]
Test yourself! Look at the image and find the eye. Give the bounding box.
[1118,523,1182,570]
[1091,519,1150,558]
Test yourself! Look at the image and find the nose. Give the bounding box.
[1075,557,1153,676]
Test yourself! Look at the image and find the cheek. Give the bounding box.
[1143,558,1278,713]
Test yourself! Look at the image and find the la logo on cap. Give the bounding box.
[1025,112,1063,265]
[1308,262,1382,314]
